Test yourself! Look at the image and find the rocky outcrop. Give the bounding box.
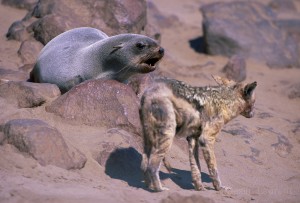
[222,55,246,82]
[0,81,61,108]
[1,0,38,10]
[17,40,43,64]
[46,79,142,135]
[1,119,87,169]
[6,0,148,45]
[201,1,300,68]
[0,68,28,82]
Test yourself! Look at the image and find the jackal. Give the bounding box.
[140,75,257,192]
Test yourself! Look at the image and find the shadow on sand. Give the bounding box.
[105,147,212,191]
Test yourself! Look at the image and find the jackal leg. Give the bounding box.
[187,136,204,191]
[142,99,176,192]
[145,133,174,191]
[201,134,231,191]
[194,137,201,172]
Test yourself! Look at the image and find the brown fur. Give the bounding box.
[140,75,257,192]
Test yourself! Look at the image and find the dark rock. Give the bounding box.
[18,40,44,64]
[7,0,148,45]
[222,55,246,82]
[46,79,141,135]
[1,0,38,10]
[0,81,61,108]
[2,119,87,169]
[201,1,300,68]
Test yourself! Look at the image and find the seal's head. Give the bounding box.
[106,34,164,81]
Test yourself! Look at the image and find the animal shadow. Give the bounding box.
[189,36,206,53]
[160,168,211,190]
[105,147,211,190]
[105,147,145,189]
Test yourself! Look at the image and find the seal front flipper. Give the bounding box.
[62,75,84,93]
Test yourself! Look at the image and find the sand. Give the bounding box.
[0,0,300,202]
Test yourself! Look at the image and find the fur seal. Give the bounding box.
[30,27,164,93]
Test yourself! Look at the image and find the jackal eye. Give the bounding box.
[136,42,146,49]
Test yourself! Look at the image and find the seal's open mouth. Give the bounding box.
[145,57,160,67]
[140,57,162,73]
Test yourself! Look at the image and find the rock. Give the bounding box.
[161,193,215,203]
[288,83,300,99]
[46,79,141,135]
[1,0,38,10]
[18,40,44,64]
[222,55,246,82]
[7,0,148,45]
[99,128,143,188]
[19,64,34,73]
[269,0,298,13]
[274,19,300,43]
[0,68,29,82]
[127,72,159,99]
[2,119,87,169]
[0,131,5,144]
[6,20,32,41]
[145,0,179,42]
[0,81,61,108]
[201,1,300,68]
[95,128,142,167]
[31,14,83,45]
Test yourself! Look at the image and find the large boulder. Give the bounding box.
[201,1,300,68]
[0,68,28,82]
[18,40,44,64]
[222,55,246,82]
[46,79,142,135]
[0,81,61,108]
[7,0,148,45]
[1,0,38,10]
[1,119,87,169]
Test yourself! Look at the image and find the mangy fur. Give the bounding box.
[140,75,257,192]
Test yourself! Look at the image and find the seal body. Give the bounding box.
[30,27,164,93]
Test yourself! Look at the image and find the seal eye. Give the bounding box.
[136,42,146,49]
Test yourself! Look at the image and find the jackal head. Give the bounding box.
[212,75,257,118]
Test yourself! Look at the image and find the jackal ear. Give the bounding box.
[110,43,124,54]
[243,81,257,99]
[212,75,235,86]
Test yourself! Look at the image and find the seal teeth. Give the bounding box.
[145,58,159,66]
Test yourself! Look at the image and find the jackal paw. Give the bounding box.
[149,185,169,192]
[220,185,231,191]
[193,182,205,191]
[161,186,170,191]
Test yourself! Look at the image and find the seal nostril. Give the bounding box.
[159,47,164,54]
